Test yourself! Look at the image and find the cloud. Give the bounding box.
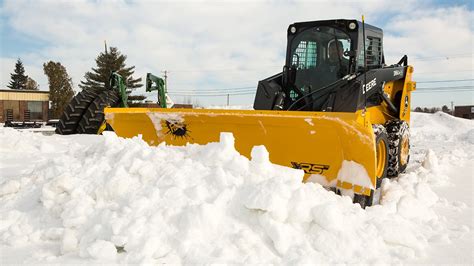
[1,0,472,106]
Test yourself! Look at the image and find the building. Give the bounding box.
[0,89,49,123]
[454,105,474,120]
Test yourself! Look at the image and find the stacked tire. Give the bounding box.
[55,89,120,135]
[77,90,120,134]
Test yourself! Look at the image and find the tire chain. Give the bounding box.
[372,124,386,137]
[385,120,410,177]
[55,88,101,135]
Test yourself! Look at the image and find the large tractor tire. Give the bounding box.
[385,120,410,177]
[353,124,389,208]
[77,90,120,134]
[55,89,101,135]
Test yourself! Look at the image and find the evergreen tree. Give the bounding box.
[8,59,28,90]
[25,77,39,90]
[79,46,144,104]
[441,105,450,113]
[43,61,75,118]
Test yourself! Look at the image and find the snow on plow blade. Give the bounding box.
[105,108,377,195]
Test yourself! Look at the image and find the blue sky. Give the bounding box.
[1,21,47,56]
[1,0,472,108]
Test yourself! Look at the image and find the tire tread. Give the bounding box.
[77,90,120,134]
[55,89,100,135]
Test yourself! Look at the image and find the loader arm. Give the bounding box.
[110,72,128,108]
[146,73,167,108]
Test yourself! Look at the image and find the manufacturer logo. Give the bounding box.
[164,120,191,139]
[362,78,377,94]
[393,70,403,77]
[291,162,330,174]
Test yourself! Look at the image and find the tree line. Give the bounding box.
[413,105,452,114]
[7,46,144,118]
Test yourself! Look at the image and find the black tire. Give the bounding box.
[353,124,389,208]
[385,120,410,178]
[55,89,101,135]
[77,90,120,134]
[353,190,374,209]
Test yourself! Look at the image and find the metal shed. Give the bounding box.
[0,89,49,122]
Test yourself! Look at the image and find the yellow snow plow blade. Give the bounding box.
[105,108,376,195]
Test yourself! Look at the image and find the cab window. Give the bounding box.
[292,41,318,69]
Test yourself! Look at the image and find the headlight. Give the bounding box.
[348,22,357,30]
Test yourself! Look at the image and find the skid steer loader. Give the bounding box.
[59,19,416,207]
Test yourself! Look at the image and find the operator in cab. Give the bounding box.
[325,40,349,80]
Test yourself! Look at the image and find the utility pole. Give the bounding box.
[161,70,168,93]
[451,101,454,115]
[227,94,230,106]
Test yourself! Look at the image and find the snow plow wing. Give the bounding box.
[105,108,377,195]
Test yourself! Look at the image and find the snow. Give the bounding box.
[337,160,374,189]
[304,118,314,126]
[0,112,472,264]
[306,174,335,187]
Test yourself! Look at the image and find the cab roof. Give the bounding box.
[289,19,383,35]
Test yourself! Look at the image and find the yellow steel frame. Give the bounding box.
[367,65,416,125]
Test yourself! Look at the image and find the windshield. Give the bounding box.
[289,26,351,100]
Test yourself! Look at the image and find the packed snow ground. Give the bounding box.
[0,112,472,264]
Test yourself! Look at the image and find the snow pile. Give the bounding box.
[411,111,474,143]
[0,112,472,264]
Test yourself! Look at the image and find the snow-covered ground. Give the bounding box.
[0,112,472,264]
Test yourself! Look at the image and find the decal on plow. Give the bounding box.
[164,120,191,139]
[291,162,330,174]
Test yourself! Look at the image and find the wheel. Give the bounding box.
[77,90,120,134]
[385,120,410,177]
[55,89,101,135]
[353,124,389,208]
[373,125,389,187]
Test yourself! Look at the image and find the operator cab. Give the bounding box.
[254,19,385,111]
[288,25,352,99]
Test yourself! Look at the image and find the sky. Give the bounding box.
[0,0,473,108]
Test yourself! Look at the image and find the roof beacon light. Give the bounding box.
[348,22,357,30]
